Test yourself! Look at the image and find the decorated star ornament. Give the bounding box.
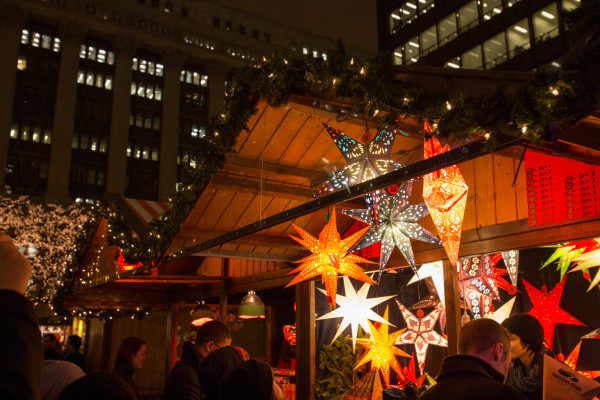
[316,276,396,352]
[564,341,600,380]
[522,278,585,351]
[286,208,376,310]
[317,124,402,195]
[422,137,468,267]
[355,307,411,387]
[487,297,516,324]
[395,299,448,375]
[566,245,600,292]
[501,250,520,287]
[408,261,445,305]
[341,181,442,277]
[458,255,500,318]
[341,369,384,400]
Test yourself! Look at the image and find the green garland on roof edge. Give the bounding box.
[106,3,599,269]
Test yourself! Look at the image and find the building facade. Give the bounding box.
[377,0,582,70]
[0,0,370,203]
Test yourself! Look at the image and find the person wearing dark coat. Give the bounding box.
[502,314,553,400]
[419,318,526,400]
[0,232,43,400]
[164,320,234,400]
[218,359,286,400]
[64,335,85,371]
[112,336,147,400]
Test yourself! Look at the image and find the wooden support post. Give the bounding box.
[165,302,179,381]
[443,260,462,355]
[296,281,315,400]
[219,295,228,323]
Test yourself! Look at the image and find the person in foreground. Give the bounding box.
[218,359,286,400]
[502,313,552,400]
[419,318,526,400]
[113,336,147,399]
[0,232,43,400]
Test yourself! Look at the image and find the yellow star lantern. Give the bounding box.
[355,307,410,387]
[286,208,376,309]
[422,137,468,267]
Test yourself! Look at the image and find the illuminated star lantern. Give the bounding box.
[317,124,403,194]
[410,277,469,333]
[286,208,376,310]
[341,369,383,400]
[408,261,445,304]
[501,250,520,287]
[522,278,585,351]
[422,137,468,267]
[564,341,600,380]
[355,307,411,386]
[395,299,448,375]
[491,253,520,295]
[316,276,396,352]
[566,246,600,292]
[458,255,500,318]
[541,243,581,280]
[487,297,516,324]
[341,182,442,276]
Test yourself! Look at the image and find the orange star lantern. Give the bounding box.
[286,208,375,309]
[422,136,468,267]
[355,307,411,386]
[341,370,384,400]
[564,341,600,380]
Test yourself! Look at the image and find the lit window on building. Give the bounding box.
[21,126,30,141]
[41,34,52,49]
[21,29,29,44]
[481,0,503,20]
[438,13,457,45]
[458,1,478,33]
[127,145,132,157]
[95,74,104,88]
[164,2,173,13]
[17,57,27,71]
[405,36,420,63]
[100,139,108,153]
[32,128,41,143]
[302,47,308,55]
[483,32,507,69]
[144,116,152,129]
[53,38,61,52]
[445,56,461,69]
[80,136,88,150]
[533,3,559,44]
[107,51,115,65]
[88,46,97,60]
[142,146,150,160]
[43,130,51,144]
[97,49,106,63]
[420,25,437,56]
[146,85,154,99]
[419,0,435,15]
[152,148,159,161]
[32,32,41,47]
[155,85,162,101]
[393,48,403,65]
[462,46,483,69]
[90,137,98,151]
[134,145,141,159]
[135,114,143,127]
[507,19,531,57]
[105,76,113,90]
[10,124,18,139]
[86,72,94,86]
[562,0,580,11]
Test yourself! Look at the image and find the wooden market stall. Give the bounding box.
[64,65,600,399]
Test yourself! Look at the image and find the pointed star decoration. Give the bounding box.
[541,243,583,280]
[341,369,383,400]
[316,276,396,352]
[317,124,403,195]
[341,181,442,276]
[395,299,448,375]
[490,253,518,294]
[566,245,600,292]
[422,137,468,267]
[564,341,600,380]
[355,307,411,387]
[458,255,500,318]
[286,208,376,310]
[487,297,516,324]
[408,261,445,304]
[522,278,585,351]
[501,250,520,287]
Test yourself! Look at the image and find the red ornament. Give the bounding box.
[522,278,585,351]
[557,353,565,362]
[583,272,591,280]
[416,309,424,318]
[541,285,547,294]
[387,184,399,195]
[489,305,495,313]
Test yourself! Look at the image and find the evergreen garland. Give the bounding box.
[316,334,364,400]
[104,3,599,271]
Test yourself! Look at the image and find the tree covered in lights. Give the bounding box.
[0,196,96,307]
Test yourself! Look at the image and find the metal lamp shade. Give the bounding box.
[190,302,216,326]
[238,290,265,319]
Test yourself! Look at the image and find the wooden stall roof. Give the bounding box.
[65,66,600,309]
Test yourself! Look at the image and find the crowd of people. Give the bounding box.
[0,231,567,400]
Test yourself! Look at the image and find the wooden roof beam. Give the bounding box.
[224,156,324,182]
[175,227,304,251]
[210,174,314,200]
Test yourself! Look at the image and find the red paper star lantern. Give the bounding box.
[422,137,468,267]
[522,278,585,351]
[286,208,375,309]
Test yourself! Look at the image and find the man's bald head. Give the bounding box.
[458,318,511,378]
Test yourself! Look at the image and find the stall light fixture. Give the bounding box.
[190,300,216,326]
[238,290,265,319]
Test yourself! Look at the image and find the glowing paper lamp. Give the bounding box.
[487,297,516,324]
[522,278,585,351]
[395,300,448,375]
[564,341,600,379]
[286,208,375,310]
[341,182,441,276]
[422,137,468,267]
[316,276,396,352]
[355,307,411,386]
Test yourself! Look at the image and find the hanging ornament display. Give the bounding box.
[341,369,383,400]
[541,243,584,280]
[487,297,516,324]
[501,250,520,287]
[355,307,411,387]
[408,261,446,305]
[458,255,500,318]
[410,277,468,333]
[395,300,448,375]
[341,181,441,276]
[422,137,468,267]
[522,278,585,351]
[316,276,396,352]
[397,352,417,388]
[286,208,375,310]
[564,341,600,380]
[317,124,402,195]
[491,253,520,295]
[565,244,600,292]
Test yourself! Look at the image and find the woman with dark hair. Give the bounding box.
[113,337,147,399]
[502,314,553,400]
